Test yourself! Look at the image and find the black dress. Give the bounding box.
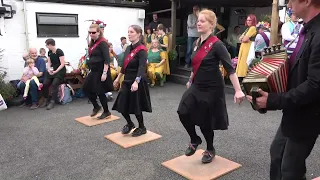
[177,35,235,130]
[112,42,152,114]
[82,39,113,95]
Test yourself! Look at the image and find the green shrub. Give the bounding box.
[0,48,16,101]
[168,49,178,61]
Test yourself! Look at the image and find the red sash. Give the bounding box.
[123,45,147,71]
[191,36,219,81]
[88,37,107,57]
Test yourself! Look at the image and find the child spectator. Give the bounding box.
[21,59,43,99]
[39,48,48,63]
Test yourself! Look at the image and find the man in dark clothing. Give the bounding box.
[19,48,46,109]
[247,0,320,179]
[148,13,161,33]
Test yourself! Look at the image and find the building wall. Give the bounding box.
[1,1,144,80]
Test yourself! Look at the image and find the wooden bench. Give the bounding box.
[64,72,84,90]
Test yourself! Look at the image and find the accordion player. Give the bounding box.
[242,44,288,114]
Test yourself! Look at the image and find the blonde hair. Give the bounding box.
[151,38,161,49]
[89,24,104,48]
[199,9,217,30]
[26,58,34,65]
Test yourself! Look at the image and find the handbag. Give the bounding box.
[0,94,8,111]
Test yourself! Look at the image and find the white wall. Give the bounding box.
[1,1,144,80]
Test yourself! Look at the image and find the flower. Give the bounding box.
[287,8,293,17]
[92,20,106,28]
[256,21,271,31]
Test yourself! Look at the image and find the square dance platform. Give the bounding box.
[75,114,120,127]
[162,149,241,180]
[104,130,162,148]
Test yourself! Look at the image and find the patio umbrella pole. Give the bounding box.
[270,0,279,45]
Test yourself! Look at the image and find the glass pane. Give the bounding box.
[37,14,78,25]
[37,25,79,37]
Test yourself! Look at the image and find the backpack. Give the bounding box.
[58,84,75,105]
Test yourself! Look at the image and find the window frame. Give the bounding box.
[36,12,79,37]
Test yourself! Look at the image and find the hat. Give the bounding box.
[92,20,106,28]
[287,8,293,17]
[256,21,270,30]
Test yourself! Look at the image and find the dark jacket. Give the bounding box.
[267,13,320,138]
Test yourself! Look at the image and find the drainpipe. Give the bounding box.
[22,0,29,50]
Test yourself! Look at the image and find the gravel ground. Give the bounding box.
[0,82,319,180]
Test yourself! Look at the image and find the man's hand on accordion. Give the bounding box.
[246,89,269,109]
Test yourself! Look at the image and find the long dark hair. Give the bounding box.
[129,25,145,45]
[89,24,104,48]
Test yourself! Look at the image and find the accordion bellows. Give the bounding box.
[242,44,288,113]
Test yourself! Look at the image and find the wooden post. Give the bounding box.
[170,0,176,51]
[270,0,279,45]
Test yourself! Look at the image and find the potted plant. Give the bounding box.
[168,48,178,73]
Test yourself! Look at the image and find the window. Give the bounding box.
[36,13,79,37]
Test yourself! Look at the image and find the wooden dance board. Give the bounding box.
[75,114,120,127]
[104,130,162,148]
[313,177,320,180]
[162,149,241,180]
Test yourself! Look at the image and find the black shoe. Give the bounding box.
[46,100,55,110]
[90,106,101,117]
[201,149,216,164]
[132,127,147,137]
[121,124,135,134]
[40,98,48,108]
[97,111,111,119]
[185,138,202,156]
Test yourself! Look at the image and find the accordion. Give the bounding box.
[242,44,288,114]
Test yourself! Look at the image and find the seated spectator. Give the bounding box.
[41,39,66,110]
[19,48,46,109]
[21,58,43,99]
[39,48,48,63]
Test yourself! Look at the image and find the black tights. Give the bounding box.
[179,114,214,151]
[87,92,110,113]
[122,113,145,128]
[43,78,62,102]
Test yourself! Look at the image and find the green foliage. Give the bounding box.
[0,48,16,101]
[168,49,178,61]
[259,14,271,23]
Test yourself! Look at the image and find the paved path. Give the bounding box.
[0,83,319,180]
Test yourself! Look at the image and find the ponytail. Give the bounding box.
[139,34,145,45]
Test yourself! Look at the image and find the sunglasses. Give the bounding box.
[88,31,97,34]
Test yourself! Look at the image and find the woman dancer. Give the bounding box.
[177,9,245,163]
[113,25,152,137]
[83,24,113,119]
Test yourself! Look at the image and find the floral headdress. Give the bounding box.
[92,20,106,29]
[287,8,293,17]
[256,21,270,31]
